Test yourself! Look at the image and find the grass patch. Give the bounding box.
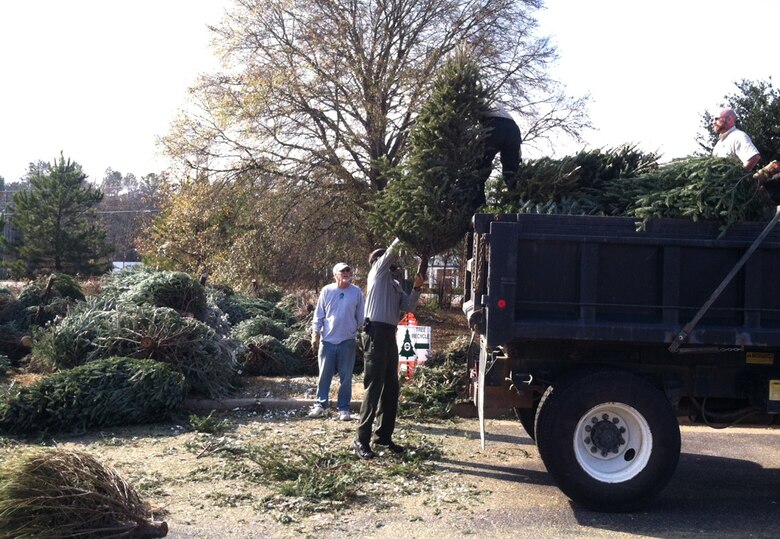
[188,410,233,434]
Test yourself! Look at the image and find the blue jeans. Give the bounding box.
[316,338,357,412]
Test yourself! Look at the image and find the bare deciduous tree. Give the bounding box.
[162,0,588,191]
[151,0,590,288]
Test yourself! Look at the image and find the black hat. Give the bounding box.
[369,248,385,265]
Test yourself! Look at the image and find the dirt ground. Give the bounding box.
[0,410,535,539]
[2,306,508,538]
[0,392,538,539]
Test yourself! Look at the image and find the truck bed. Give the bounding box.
[467,213,780,350]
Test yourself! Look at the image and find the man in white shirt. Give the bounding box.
[308,262,365,421]
[712,108,761,170]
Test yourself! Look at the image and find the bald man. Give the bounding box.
[712,108,761,170]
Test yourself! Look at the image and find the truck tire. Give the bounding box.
[514,388,544,441]
[514,406,537,441]
[535,369,680,512]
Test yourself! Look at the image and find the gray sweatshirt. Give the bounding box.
[365,238,420,326]
[312,282,365,344]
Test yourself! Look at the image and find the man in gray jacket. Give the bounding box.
[354,238,423,459]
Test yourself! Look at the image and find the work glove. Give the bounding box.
[311,331,320,350]
[413,273,425,291]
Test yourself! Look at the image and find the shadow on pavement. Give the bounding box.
[435,456,554,486]
[571,452,780,538]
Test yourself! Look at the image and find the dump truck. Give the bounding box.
[462,210,780,511]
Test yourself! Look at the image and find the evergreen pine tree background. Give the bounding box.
[10,154,112,276]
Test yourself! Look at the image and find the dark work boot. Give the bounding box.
[353,439,375,460]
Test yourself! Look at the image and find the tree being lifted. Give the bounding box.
[374,66,775,275]
[371,51,490,275]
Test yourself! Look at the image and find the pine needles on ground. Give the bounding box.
[193,433,441,511]
[399,337,472,420]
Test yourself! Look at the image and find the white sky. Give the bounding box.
[0,0,226,183]
[536,0,780,161]
[1,0,779,183]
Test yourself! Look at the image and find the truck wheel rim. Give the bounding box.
[573,402,652,483]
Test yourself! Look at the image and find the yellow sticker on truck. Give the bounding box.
[746,352,775,365]
[770,380,780,402]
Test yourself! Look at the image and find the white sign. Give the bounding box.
[396,325,431,376]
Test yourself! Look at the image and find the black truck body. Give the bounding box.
[463,212,780,511]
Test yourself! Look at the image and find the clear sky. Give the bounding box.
[1,1,779,183]
[536,0,780,161]
[0,0,226,183]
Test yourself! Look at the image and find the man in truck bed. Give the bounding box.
[474,102,522,206]
[712,107,761,170]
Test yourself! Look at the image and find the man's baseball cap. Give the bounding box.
[333,262,351,274]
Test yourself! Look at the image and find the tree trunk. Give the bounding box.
[416,251,429,278]
[132,520,168,538]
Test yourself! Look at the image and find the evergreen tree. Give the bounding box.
[370,50,490,275]
[11,154,112,276]
[0,214,5,253]
[0,175,5,252]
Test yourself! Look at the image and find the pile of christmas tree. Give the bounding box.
[0,268,312,435]
[373,49,771,272]
[491,149,770,235]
